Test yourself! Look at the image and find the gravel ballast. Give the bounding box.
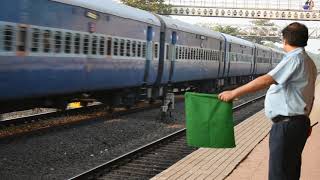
[0,90,266,179]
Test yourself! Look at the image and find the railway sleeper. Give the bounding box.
[133,159,172,167]
[108,169,155,177]
[125,162,168,170]
[139,156,178,164]
[98,174,143,180]
[114,166,164,174]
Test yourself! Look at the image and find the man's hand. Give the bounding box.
[218,74,275,102]
[218,90,236,102]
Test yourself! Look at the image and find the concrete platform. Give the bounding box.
[151,109,272,180]
[226,78,320,180]
[152,78,320,180]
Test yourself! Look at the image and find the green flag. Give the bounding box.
[185,92,236,148]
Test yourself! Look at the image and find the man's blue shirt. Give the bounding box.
[265,47,317,119]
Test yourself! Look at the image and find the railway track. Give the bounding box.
[0,105,105,127]
[0,100,166,140]
[69,95,266,180]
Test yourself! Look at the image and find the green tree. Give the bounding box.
[120,0,171,13]
[263,41,277,48]
[212,25,241,36]
[251,19,275,26]
[198,23,241,36]
[245,19,280,44]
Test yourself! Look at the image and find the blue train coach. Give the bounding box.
[0,0,161,112]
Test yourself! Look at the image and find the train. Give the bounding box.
[0,0,284,113]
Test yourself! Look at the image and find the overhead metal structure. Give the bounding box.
[216,24,320,39]
[161,0,320,21]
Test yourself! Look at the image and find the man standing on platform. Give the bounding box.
[218,22,317,180]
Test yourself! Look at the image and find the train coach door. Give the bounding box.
[220,34,229,79]
[168,31,177,82]
[250,48,255,75]
[143,26,154,84]
[252,46,257,76]
[217,40,224,79]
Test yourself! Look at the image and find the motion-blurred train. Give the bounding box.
[0,0,284,113]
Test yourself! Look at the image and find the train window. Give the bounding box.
[202,50,205,60]
[119,39,125,56]
[179,47,182,60]
[181,47,185,60]
[187,48,191,60]
[190,48,194,60]
[43,30,51,53]
[239,54,243,62]
[64,32,72,54]
[132,41,136,57]
[184,47,188,60]
[83,35,90,55]
[211,51,215,61]
[3,26,13,51]
[74,33,81,54]
[54,31,62,53]
[165,44,169,60]
[181,47,184,60]
[17,27,27,51]
[31,28,40,52]
[230,53,234,61]
[126,40,131,57]
[154,43,158,59]
[137,41,141,57]
[191,48,196,60]
[205,50,208,60]
[196,49,199,60]
[99,37,105,55]
[91,35,98,55]
[113,38,119,56]
[142,42,146,58]
[210,51,213,61]
[107,37,112,55]
[185,47,188,59]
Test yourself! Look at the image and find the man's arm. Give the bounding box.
[218,74,276,102]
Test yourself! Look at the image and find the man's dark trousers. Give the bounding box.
[269,115,310,180]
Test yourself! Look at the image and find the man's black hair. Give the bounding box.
[282,22,308,47]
